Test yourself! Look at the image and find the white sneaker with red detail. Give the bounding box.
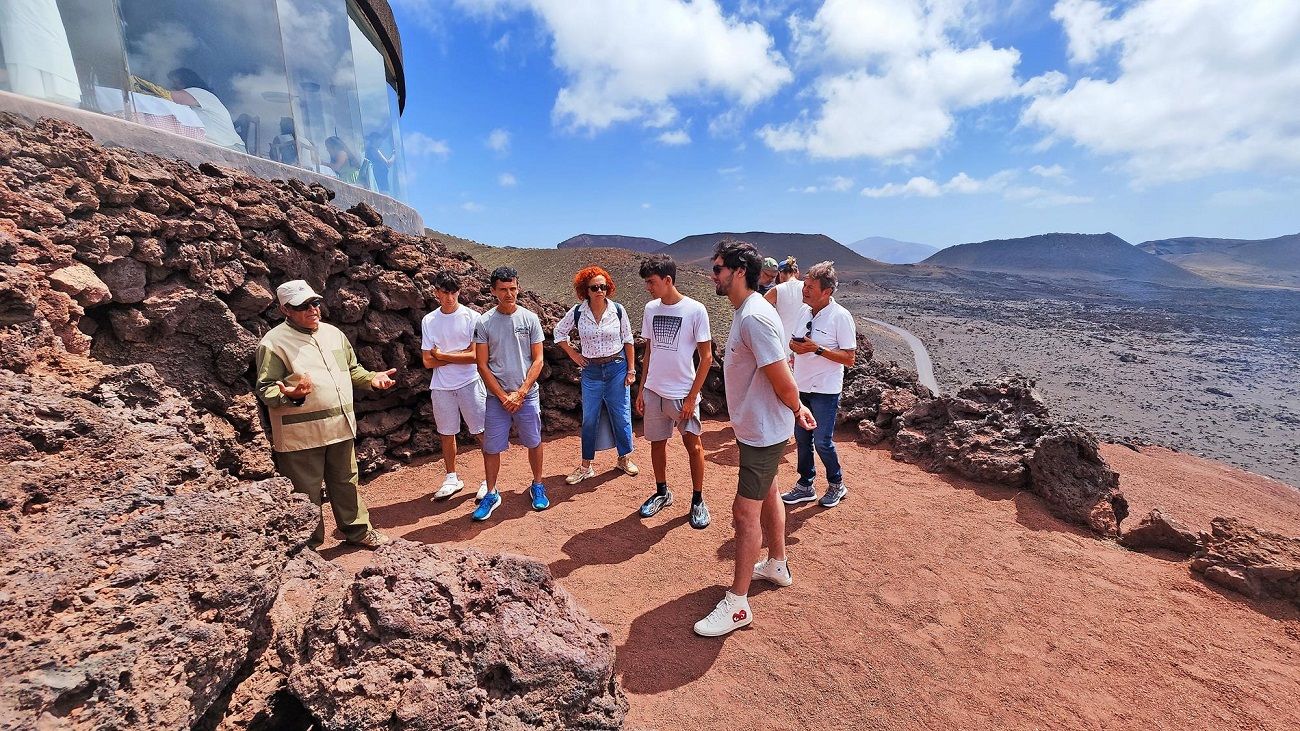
[752,558,793,587]
[693,591,752,637]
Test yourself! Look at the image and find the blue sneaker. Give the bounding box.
[472,491,501,521]
[530,482,550,511]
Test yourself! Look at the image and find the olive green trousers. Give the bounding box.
[274,439,372,545]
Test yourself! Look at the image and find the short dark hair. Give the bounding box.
[712,239,761,291]
[490,266,518,286]
[432,271,460,293]
[639,254,677,282]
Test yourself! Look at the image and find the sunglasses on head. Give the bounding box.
[288,299,322,311]
[588,283,609,292]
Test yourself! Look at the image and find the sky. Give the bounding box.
[387,0,1300,249]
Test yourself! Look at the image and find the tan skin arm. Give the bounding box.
[169,89,198,106]
[423,345,477,368]
[477,342,509,402]
[764,287,779,306]
[789,337,856,367]
[760,358,816,431]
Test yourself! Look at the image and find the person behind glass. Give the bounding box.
[779,262,857,509]
[254,280,393,549]
[324,135,363,184]
[694,240,816,638]
[473,266,548,520]
[635,254,712,529]
[166,67,246,153]
[556,266,639,484]
[269,117,299,166]
[365,132,394,193]
[421,271,488,503]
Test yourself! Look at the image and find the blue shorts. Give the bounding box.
[483,391,543,454]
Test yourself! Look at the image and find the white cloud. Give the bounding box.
[404,132,451,159]
[1208,188,1287,207]
[461,201,485,212]
[861,169,1089,206]
[760,0,1022,160]
[498,172,518,187]
[1024,0,1300,183]
[641,202,652,209]
[797,175,856,193]
[493,32,512,53]
[1029,164,1068,180]
[461,1,791,133]
[717,165,744,176]
[486,128,511,154]
[657,129,691,146]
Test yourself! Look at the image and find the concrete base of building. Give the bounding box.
[0,90,424,235]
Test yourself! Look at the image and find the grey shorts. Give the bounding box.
[641,389,702,441]
[483,391,542,455]
[737,440,786,500]
[430,378,487,436]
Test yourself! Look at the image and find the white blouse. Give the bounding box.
[554,300,633,358]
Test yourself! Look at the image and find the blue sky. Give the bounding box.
[388,0,1300,249]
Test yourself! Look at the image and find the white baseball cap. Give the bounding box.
[276,280,323,307]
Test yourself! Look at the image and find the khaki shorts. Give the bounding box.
[642,388,702,441]
[737,440,786,500]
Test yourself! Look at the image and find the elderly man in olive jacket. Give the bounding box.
[255,280,395,549]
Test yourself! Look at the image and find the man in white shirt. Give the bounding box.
[764,255,809,349]
[634,254,713,529]
[421,271,487,502]
[694,240,816,638]
[780,262,857,508]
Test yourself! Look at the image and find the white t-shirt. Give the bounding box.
[184,87,246,152]
[772,279,810,348]
[724,292,793,447]
[420,304,480,391]
[641,296,711,399]
[792,299,857,394]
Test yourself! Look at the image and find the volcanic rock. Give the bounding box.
[1190,518,1300,604]
[1120,508,1204,555]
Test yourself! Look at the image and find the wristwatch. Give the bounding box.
[815,346,825,357]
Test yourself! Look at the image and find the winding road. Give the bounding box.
[861,317,942,395]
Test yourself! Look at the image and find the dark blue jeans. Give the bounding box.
[580,358,634,461]
[795,391,842,487]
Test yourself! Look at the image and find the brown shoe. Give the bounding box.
[617,456,640,476]
[346,529,392,549]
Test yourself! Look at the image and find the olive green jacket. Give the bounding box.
[255,321,375,452]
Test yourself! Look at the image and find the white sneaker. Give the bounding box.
[476,481,488,501]
[693,592,752,637]
[752,558,793,587]
[434,474,464,499]
[566,464,596,485]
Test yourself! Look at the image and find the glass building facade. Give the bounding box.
[0,0,406,201]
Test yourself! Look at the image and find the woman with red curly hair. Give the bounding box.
[554,266,639,484]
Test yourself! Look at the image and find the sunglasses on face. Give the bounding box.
[288,299,322,311]
[712,265,727,275]
[588,283,609,292]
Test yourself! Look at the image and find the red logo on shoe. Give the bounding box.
[732,609,747,622]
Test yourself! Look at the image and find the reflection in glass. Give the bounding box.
[348,3,397,195]
[387,83,407,200]
[117,0,293,157]
[0,0,132,116]
[276,0,365,182]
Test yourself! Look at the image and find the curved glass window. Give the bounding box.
[0,0,132,116]
[348,3,400,197]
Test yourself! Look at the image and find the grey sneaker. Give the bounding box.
[689,499,711,529]
[639,490,673,517]
[346,529,392,549]
[819,482,847,508]
[781,483,817,505]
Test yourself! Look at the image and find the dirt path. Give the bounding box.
[324,424,1300,731]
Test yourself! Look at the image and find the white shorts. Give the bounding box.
[642,388,702,442]
[430,378,487,436]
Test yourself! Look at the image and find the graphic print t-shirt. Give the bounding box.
[420,304,480,391]
[474,306,544,396]
[641,296,711,399]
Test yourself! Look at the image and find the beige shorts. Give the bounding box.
[641,389,702,441]
[737,440,786,500]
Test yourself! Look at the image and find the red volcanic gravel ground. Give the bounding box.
[323,422,1300,731]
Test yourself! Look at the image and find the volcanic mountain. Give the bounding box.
[848,236,940,264]
[660,231,887,274]
[922,232,1208,286]
[557,234,667,252]
[1137,233,1300,289]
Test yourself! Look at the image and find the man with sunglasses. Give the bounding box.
[781,261,857,508]
[255,280,395,549]
[695,241,816,637]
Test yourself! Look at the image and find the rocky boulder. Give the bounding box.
[1190,518,1300,605]
[1120,508,1204,556]
[276,543,627,730]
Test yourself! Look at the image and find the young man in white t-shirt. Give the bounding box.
[421,271,487,501]
[781,261,858,508]
[694,240,816,638]
[634,254,713,529]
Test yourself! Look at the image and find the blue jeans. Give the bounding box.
[580,358,634,461]
[795,391,842,487]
